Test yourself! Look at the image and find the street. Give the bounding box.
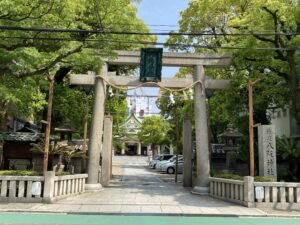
[0,213,300,225]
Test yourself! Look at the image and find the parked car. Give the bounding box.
[149,154,174,169]
[156,155,183,171]
[161,159,183,174]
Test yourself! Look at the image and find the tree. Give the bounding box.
[156,89,194,149]
[105,88,128,151]
[0,0,155,78]
[277,135,300,181]
[52,82,92,135]
[30,139,86,172]
[166,0,299,128]
[138,116,170,155]
[0,0,155,132]
[0,75,47,131]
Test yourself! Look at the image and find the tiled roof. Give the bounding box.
[4,132,43,142]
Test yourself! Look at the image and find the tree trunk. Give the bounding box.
[288,156,298,180]
[151,144,156,156]
[0,101,9,132]
[287,50,300,126]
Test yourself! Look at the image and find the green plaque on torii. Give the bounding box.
[140,48,162,82]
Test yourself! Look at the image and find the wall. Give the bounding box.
[268,108,291,137]
[268,106,300,138]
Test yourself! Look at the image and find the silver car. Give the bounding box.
[161,159,183,174]
[149,154,174,169]
[156,155,183,171]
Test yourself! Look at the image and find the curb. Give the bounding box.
[0,210,299,219]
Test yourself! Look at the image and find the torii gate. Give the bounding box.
[70,50,231,194]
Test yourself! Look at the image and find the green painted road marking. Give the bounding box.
[0,213,300,225]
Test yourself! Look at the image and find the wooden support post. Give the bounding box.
[43,76,54,175]
[248,79,260,177]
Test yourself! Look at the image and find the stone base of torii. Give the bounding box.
[70,50,231,194]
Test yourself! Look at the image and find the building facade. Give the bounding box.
[118,113,148,156]
[267,106,300,138]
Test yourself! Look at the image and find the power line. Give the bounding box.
[0,25,299,37]
[1,35,299,51]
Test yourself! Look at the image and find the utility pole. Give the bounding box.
[43,76,54,175]
[248,79,260,177]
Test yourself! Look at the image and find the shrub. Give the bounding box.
[214,173,243,180]
[254,176,274,182]
[0,170,41,176]
[213,173,272,182]
[0,170,76,177]
[55,171,71,176]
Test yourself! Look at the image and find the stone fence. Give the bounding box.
[0,172,88,203]
[46,172,88,202]
[209,176,300,209]
[0,175,44,203]
[254,181,300,210]
[209,177,249,206]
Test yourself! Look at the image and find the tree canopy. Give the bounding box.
[0,0,155,134]
[0,0,155,77]
[138,116,170,150]
[105,88,128,150]
[166,0,300,131]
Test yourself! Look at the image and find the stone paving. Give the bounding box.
[0,156,269,216]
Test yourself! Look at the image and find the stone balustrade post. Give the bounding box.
[43,171,55,203]
[244,176,254,207]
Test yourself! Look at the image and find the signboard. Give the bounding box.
[255,186,264,202]
[258,125,277,180]
[140,48,162,82]
[31,181,42,196]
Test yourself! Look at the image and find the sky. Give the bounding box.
[136,0,189,78]
[127,0,190,115]
[128,0,189,113]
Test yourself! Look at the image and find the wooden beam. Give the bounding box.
[105,51,231,68]
[70,74,230,90]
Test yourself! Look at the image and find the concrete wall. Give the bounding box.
[268,108,291,137]
[268,106,300,138]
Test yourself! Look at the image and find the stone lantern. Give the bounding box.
[218,124,243,171]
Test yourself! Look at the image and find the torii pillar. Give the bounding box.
[192,65,210,193]
[85,63,107,190]
[70,51,231,193]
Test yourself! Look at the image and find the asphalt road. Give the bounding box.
[1,213,300,225]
